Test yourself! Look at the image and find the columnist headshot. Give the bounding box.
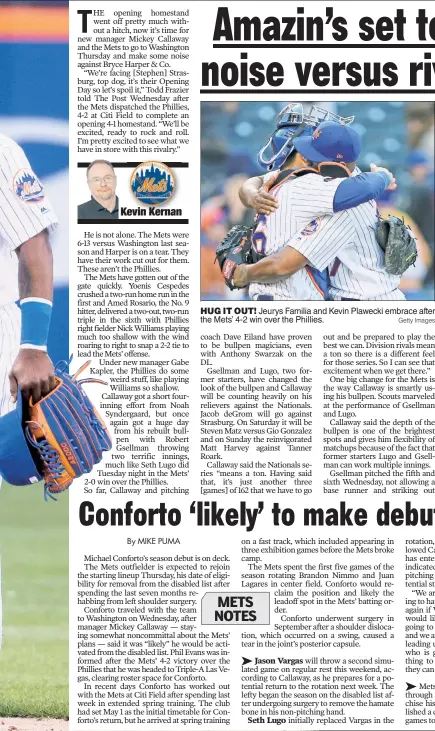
[78,160,119,220]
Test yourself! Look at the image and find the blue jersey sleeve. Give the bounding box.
[333,171,390,213]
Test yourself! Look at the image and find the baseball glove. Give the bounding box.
[215,224,255,290]
[375,215,418,276]
[24,359,112,500]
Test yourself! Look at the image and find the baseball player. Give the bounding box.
[234,122,404,300]
[0,132,58,645]
[240,103,354,215]
[236,106,396,300]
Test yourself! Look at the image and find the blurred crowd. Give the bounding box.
[201,101,435,301]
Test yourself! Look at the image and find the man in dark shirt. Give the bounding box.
[78,160,119,220]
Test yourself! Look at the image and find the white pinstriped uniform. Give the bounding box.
[289,199,404,300]
[249,172,344,301]
[0,134,58,417]
[0,304,21,418]
[0,135,58,649]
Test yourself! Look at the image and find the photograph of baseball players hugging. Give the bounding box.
[201,101,434,301]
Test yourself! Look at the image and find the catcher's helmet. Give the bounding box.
[257,103,311,172]
[257,103,355,172]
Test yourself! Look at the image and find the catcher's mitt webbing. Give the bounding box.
[25,360,112,501]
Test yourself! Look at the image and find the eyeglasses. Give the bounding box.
[89,175,115,185]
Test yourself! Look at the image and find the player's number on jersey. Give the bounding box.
[253,215,267,257]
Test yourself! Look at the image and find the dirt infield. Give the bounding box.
[0,719,68,731]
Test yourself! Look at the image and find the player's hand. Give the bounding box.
[233,264,249,288]
[9,349,56,404]
[251,186,279,216]
[370,163,397,191]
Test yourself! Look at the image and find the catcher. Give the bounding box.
[217,116,415,300]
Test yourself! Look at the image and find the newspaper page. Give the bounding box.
[71,1,435,730]
[2,1,435,730]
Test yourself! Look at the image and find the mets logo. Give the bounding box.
[13,168,45,203]
[336,153,344,159]
[130,161,175,206]
[313,129,322,139]
[301,218,320,236]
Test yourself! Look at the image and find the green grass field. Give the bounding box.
[0,483,68,718]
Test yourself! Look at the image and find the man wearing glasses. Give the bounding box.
[78,160,119,220]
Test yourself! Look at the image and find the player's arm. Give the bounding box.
[234,212,353,287]
[9,231,56,403]
[333,165,396,212]
[287,212,353,271]
[239,174,279,215]
[293,166,396,218]
[234,248,308,287]
[242,165,396,217]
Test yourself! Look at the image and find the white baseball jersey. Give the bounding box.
[0,138,58,646]
[0,134,58,422]
[0,133,58,307]
[288,200,404,300]
[249,171,345,300]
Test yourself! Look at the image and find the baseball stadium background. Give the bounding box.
[0,0,68,723]
[201,101,435,301]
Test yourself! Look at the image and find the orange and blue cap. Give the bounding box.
[293,120,362,163]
